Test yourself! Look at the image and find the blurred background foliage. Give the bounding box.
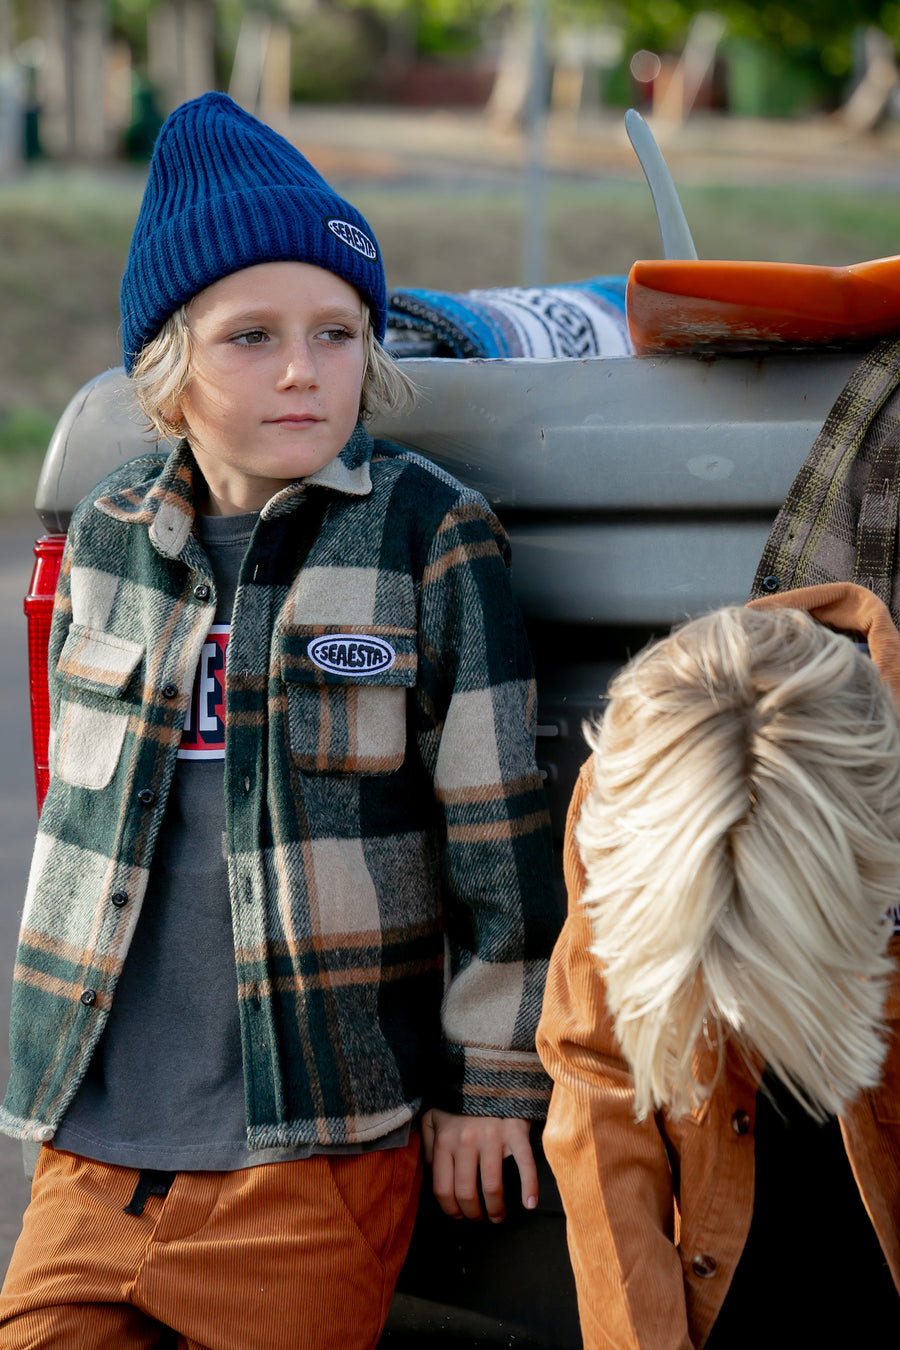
[6,1,900,119]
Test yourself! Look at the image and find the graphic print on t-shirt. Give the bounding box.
[179,624,229,759]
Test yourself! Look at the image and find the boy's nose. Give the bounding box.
[277,340,317,387]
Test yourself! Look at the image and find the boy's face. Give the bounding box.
[176,261,367,515]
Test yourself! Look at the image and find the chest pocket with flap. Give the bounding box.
[281,625,417,775]
[53,624,144,790]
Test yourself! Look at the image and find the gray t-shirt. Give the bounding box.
[55,511,407,1169]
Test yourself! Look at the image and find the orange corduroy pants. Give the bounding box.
[0,1138,422,1350]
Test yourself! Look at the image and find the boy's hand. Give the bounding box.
[420,1109,538,1223]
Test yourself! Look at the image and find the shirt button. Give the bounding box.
[731,1110,751,1136]
[137,788,157,806]
[80,989,97,1006]
[36,1126,54,1142]
[691,1254,717,1279]
[162,682,178,699]
[110,891,128,908]
[760,575,780,593]
[194,583,211,601]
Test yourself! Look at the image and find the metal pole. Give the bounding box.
[521,0,546,286]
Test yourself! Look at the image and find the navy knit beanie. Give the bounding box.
[120,91,386,371]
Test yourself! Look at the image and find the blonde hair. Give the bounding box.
[578,606,900,1122]
[130,300,416,441]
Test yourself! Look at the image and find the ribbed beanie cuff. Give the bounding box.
[120,92,386,370]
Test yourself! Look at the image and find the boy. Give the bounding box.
[0,92,557,1349]
[538,586,900,1348]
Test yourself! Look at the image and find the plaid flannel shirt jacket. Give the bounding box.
[1,425,557,1149]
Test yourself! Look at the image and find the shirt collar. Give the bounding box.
[94,423,375,555]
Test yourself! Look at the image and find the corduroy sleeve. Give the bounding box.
[414,495,559,1119]
[536,762,694,1350]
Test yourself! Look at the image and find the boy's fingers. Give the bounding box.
[429,1140,463,1218]
[478,1145,507,1223]
[420,1107,435,1165]
[508,1127,540,1211]
[448,1142,484,1222]
[423,1111,538,1222]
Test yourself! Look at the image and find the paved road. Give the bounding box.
[0,516,42,1280]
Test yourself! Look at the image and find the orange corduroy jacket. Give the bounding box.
[536,584,900,1350]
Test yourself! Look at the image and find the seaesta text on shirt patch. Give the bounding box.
[325,218,378,260]
[307,633,396,675]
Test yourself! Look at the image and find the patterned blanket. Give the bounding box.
[386,276,631,359]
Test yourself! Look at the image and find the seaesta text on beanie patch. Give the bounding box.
[307,634,396,675]
[326,219,378,261]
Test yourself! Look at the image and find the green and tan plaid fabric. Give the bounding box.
[2,427,557,1148]
[751,337,900,618]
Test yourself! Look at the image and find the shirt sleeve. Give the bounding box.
[45,532,75,779]
[536,762,695,1350]
[414,494,559,1119]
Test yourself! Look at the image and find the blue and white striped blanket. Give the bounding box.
[386,276,631,359]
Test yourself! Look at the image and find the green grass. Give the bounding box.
[3,165,900,515]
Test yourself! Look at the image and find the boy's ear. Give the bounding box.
[167,396,185,426]
[160,400,188,442]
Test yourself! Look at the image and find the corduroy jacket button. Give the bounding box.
[731,1109,751,1135]
[194,583,211,601]
[162,682,178,699]
[110,891,128,908]
[137,788,157,806]
[80,989,97,1006]
[691,1254,717,1279]
[36,1125,54,1142]
[760,575,780,593]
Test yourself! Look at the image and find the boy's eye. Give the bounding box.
[320,327,354,344]
[233,329,268,345]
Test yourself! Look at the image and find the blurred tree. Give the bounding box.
[34,0,109,157]
[108,0,215,103]
[335,0,503,60]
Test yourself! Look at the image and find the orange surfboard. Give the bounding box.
[626,255,900,354]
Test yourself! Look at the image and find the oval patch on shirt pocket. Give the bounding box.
[282,625,416,775]
[307,633,396,676]
[54,625,144,789]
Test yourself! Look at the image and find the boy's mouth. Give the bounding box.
[267,415,323,427]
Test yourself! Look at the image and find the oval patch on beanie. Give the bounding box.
[325,218,378,260]
[307,634,396,676]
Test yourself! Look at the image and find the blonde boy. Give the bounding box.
[539,590,900,1348]
[0,93,557,1349]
